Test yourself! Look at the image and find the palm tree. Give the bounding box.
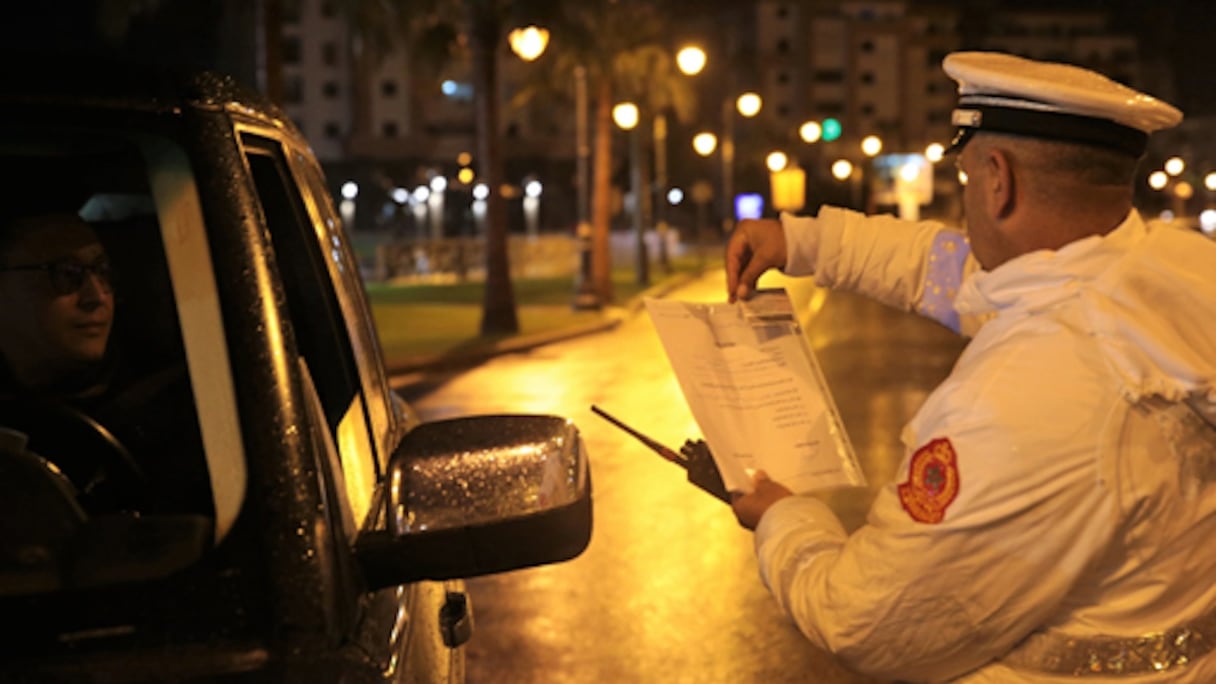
[510,1,697,303]
[341,0,538,335]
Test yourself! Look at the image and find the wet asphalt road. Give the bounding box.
[403,269,967,684]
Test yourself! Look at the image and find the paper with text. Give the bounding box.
[645,289,865,494]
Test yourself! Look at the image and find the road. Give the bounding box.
[404,269,967,684]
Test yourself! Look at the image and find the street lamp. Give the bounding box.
[508,25,599,309]
[832,158,862,209]
[799,121,823,144]
[647,44,708,276]
[720,91,762,236]
[523,179,542,238]
[507,26,549,62]
[614,101,648,286]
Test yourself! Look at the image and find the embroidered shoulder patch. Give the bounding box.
[898,438,960,524]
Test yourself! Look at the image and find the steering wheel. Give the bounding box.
[0,399,149,513]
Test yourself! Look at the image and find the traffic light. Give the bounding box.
[822,118,842,142]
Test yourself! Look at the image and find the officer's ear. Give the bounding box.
[984,146,1016,220]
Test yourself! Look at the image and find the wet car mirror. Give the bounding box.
[357,415,592,589]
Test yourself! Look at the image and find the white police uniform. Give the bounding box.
[753,52,1216,682]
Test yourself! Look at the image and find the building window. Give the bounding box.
[818,101,844,115]
[283,36,301,64]
[861,104,875,116]
[322,42,339,66]
[776,5,789,19]
[382,122,398,138]
[324,122,341,139]
[814,70,844,83]
[777,104,790,118]
[777,39,790,55]
[861,72,875,84]
[381,80,398,97]
[323,81,340,99]
[861,40,875,53]
[283,0,300,23]
[321,1,336,18]
[777,71,790,85]
[285,76,304,104]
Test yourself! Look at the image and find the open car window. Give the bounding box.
[0,126,243,595]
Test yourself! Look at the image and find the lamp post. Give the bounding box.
[723,91,763,235]
[508,26,600,309]
[831,158,860,209]
[614,101,648,286]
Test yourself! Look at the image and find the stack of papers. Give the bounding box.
[645,289,865,494]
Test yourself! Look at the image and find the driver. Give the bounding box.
[0,211,114,398]
[0,210,211,515]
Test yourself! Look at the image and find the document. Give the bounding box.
[644,289,865,494]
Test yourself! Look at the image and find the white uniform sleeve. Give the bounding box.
[752,353,1121,681]
[780,207,981,334]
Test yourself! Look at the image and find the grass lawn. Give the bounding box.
[367,253,720,370]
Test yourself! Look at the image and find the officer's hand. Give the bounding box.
[725,219,788,302]
[730,470,793,531]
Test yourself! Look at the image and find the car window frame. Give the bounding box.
[235,126,383,533]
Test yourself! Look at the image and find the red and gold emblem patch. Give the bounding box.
[898,438,960,524]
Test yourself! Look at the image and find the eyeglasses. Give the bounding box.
[0,258,113,296]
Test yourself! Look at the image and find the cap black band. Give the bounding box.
[948,104,1148,157]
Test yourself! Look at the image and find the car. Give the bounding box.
[0,59,592,682]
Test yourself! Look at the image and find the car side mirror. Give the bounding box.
[357,414,592,589]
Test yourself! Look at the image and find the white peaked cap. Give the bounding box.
[943,51,1183,156]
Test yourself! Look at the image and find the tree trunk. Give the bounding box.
[468,2,519,335]
[590,73,615,304]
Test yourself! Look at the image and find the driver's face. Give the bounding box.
[0,214,115,388]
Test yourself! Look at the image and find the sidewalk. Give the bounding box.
[385,270,703,392]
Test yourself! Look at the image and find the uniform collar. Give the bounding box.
[954,210,1147,317]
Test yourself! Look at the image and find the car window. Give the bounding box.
[288,151,400,461]
[239,132,380,531]
[0,127,242,595]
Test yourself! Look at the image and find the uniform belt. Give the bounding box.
[1001,608,1216,677]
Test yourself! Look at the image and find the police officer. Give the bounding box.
[726,51,1216,682]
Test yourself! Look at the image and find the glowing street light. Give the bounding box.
[1149,170,1169,191]
[766,151,789,172]
[1165,156,1186,177]
[615,101,647,285]
[507,26,549,62]
[676,45,706,76]
[692,132,718,157]
[831,159,854,181]
[1206,172,1216,192]
[612,102,639,130]
[925,143,945,163]
[736,92,762,118]
[799,121,823,144]
[861,135,883,157]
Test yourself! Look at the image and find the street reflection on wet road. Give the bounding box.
[406,270,966,683]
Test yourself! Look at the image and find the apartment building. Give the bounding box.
[272,0,1171,228]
